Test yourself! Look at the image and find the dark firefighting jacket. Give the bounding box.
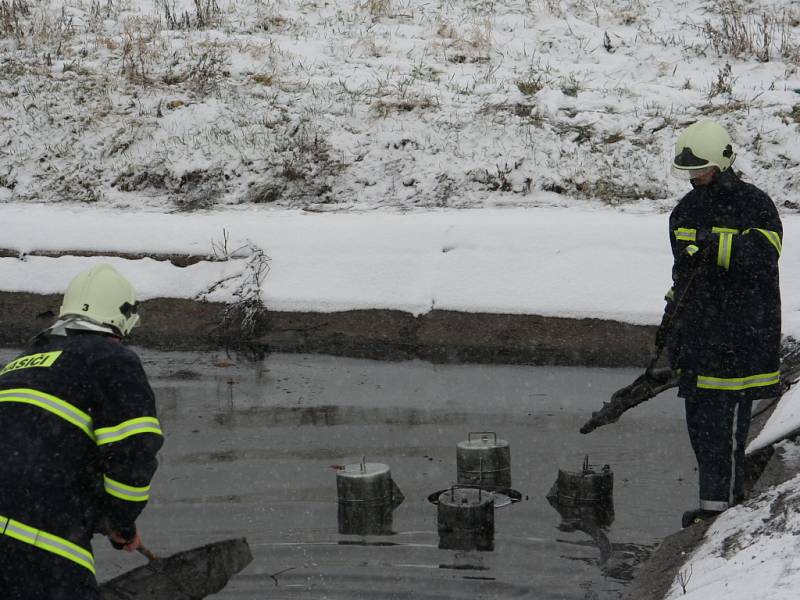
[0,331,163,576]
[665,168,782,400]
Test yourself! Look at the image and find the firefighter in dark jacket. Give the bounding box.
[0,264,164,599]
[663,120,782,528]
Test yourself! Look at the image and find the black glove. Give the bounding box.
[675,242,712,279]
[644,366,677,386]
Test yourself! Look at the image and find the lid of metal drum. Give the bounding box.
[338,463,391,479]
[437,487,495,508]
[457,437,509,450]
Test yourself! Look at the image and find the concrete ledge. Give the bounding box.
[0,292,656,367]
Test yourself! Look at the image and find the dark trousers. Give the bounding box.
[685,393,752,511]
[0,537,99,600]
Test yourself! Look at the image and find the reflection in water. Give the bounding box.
[437,487,495,551]
[558,538,655,582]
[211,404,479,428]
[546,457,615,565]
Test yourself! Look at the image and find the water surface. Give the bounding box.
[77,350,697,599]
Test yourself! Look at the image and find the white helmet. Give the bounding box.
[672,120,736,179]
[59,264,140,336]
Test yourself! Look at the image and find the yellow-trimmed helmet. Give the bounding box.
[672,120,736,179]
[59,264,140,336]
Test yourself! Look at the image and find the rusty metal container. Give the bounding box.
[456,432,511,493]
[336,461,404,535]
[437,486,494,551]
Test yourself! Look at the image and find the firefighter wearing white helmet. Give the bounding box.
[655,120,782,528]
[671,119,736,181]
[0,264,163,599]
[58,263,140,337]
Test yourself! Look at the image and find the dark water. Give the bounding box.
[13,348,696,599]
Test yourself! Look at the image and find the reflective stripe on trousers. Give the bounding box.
[696,371,780,391]
[0,514,94,574]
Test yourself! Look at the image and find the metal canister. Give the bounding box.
[437,486,495,551]
[336,461,404,535]
[456,432,511,492]
[545,458,614,530]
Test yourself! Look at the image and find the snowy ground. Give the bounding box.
[1,0,800,212]
[663,441,800,600]
[3,1,800,599]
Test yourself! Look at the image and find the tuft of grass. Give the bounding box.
[702,0,800,63]
[516,75,545,96]
[435,17,493,64]
[120,17,164,83]
[162,0,222,31]
[363,0,391,19]
[0,0,30,38]
[251,72,275,86]
[707,62,734,98]
[372,94,437,116]
[559,73,582,97]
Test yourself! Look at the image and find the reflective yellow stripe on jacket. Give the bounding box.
[0,514,94,574]
[0,389,162,448]
[95,417,162,446]
[749,228,782,256]
[0,388,93,440]
[697,371,780,391]
[712,227,739,270]
[674,228,696,242]
[103,475,151,502]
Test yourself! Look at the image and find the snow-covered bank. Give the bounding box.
[2,1,800,214]
[3,203,800,336]
[663,444,800,600]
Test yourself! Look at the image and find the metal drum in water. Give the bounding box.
[437,486,495,551]
[456,432,511,492]
[545,458,614,530]
[336,462,404,535]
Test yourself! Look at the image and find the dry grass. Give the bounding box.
[702,0,800,63]
[0,0,30,38]
[372,93,438,117]
[435,17,493,63]
[163,0,222,30]
[363,0,391,19]
[707,62,734,98]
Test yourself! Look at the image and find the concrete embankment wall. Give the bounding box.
[0,291,656,367]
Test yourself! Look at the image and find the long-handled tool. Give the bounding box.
[137,544,158,562]
[580,251,705,434]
